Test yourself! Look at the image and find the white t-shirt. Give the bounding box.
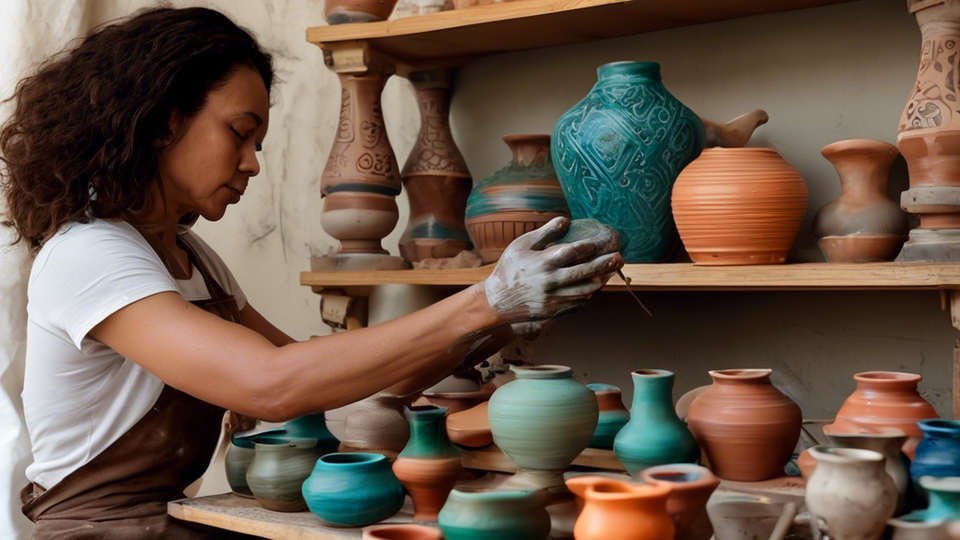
[22,219,247,490]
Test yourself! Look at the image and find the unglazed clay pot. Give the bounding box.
[246,436,327,512]
[393,406,463,521]
[566,476,675,540]
[911,420,960,483]
[399,70,473,264]
[686,369,802,481]
[641,464,720,538]
[446,402,493,450]
[672,148,809,265]
[805,446,897,540]
[464,135,570,264]
[363,524,444,540]
[437,489,551,540]
[487,365,598,492]
[827,371,939,459]
[340,393,413,458]
[324,0,399,24]
[302,453,405,526]
[586,383,630,450]
[812,139,909,262]
[823,427,911,515]
[706,492,798,540]
[613,370,699,478]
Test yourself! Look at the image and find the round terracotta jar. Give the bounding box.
[686,369,802,481]
[826,371,939,459]
[672,147,808,265]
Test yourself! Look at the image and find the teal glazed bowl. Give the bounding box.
[438,489,550,540]
[302,453,405,527]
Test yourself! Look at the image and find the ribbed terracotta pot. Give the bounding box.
[363,524,444,540]
[672,147,808,265]
[686,369,802,481]
[826,371,939,459]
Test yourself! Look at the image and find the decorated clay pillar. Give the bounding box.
[399,69,473,264]
[898,0,960,260]
[316,68,409,271]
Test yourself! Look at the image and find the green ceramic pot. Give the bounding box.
[246,436,326,512]
[488,365,598,490]
[225,435,256,497]
[613,369,699,479]
[302,452,405,526]
[586,383,630,450]
[284,413,341,452]
[438,489,550,540]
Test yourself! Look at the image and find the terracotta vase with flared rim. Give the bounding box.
[245,436,324,512]
[302,453,406,526]
[487,364,598,493]
[822,426,911,515]
[641,464,721,536]
[393,405,463,521]
[324,0,399,24]
[446,402,492,450]
[686,368,802,481]
[805,446,898,540]
[827,371,939,459]
[437,489,551,540]
[363,524,444,540]
[613,369,699,479]
[566,476,676,540]
[464,134,570,264]
[672,147,809,265]
[225,436,256,497]
[813,139,909,262]
[586,383,630,450]
[911,419,960,483]
[340,393,413,458]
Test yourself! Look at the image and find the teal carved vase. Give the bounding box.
[586,383,630,450]
[552,61,706,262]
[393,405,463,521]
[613,369,700,479]
[487,365,598,491]
[438,489,551,540]
[302,452,405,526]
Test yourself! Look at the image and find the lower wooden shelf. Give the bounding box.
[461,445,625,473]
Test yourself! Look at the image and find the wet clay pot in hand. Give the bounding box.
[587,383,630,450]
[566,476,675,540]
[686,369,802,481]
[641,464,720,538]
[392,405,462,521]
[827,371,939,459]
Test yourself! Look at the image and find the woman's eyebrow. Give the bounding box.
[239,111,263,126]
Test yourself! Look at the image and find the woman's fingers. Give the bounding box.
[544,252,624,289]
[543,225,621,268]
[523,216,571,251]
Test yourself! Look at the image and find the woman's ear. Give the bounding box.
[154,109,184,148]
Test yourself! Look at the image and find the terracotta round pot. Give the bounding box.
[567,476,675,540]
[641,464,720,536]
[324,0,399,24]
[826,371,939,459]
[672,147,808,265]
[392,406,462,521]
[686,369,802,481]
[363,524,444,540]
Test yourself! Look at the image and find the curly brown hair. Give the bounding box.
[0,7,274,253]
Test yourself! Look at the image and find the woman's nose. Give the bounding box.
[240,147,260,177]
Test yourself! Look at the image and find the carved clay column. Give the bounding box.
[399,69,473,264]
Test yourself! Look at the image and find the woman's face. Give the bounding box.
[157,66,270,222]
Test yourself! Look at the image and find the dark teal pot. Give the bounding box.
[586,383,630,450]
[552,61,705,262]
[613,369,700,479]
[302,453,405,526]
[284,413,340,452]
[438,489,550,540]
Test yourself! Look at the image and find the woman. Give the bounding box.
[0,7,622,539]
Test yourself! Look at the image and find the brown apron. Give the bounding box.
[21,231,262,539]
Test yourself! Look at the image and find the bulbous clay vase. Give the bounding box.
[641,464,720,538]
[586,383,630,450]
[686,369,802,481]
[399,70,473,264]
[225,435,256,497]
[487,365,598,492]
[911,419,960,483]
[324,0,399,24]
[340,393,413,459]
[566,476,675,540]
[464,135,570,264]
[826,371,939,459]
[363,524,445,540]
[672,148,809,265]
[823,427,911,516]
[246,436,327,512]
[302,453,405,526]
[393,405,463,521]
[805,446,897,540]
[437,489,551,540]
[613,370,699,478]
[812,139,909,262]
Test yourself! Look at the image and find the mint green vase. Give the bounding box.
[613,369,700,479]
[438,489,550,540]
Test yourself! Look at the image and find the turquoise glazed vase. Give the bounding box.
[917,476,960,521]
[246,436,327,512]
[487,365,598,491]
[284,413,340,452]
[302,452,405,526]
[911,420,960,497]
[438,489,551,540]
[552,61,705,262]
[586,383,630,450]
[613,369,700,479]
[393,405,463,521]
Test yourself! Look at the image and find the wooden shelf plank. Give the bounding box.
[306,0,855,65]
[460,445,626,473]
[301,262,960,292]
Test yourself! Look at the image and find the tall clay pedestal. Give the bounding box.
[399,70,473,264]
[316,69,409,272]
[898,0,960,260]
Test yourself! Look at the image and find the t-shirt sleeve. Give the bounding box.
[180,231,247,311]
[29,224,179,352]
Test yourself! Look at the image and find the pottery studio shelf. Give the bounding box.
[306,0,856,74]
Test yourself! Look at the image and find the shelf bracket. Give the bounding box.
[950,289,960,419]
[322,40,398,75]
[319,289,369,331]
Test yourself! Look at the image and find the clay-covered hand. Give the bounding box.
[483,217,623,324]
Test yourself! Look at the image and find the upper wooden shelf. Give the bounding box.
[306,0,855,66]
[301,262,960,293]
